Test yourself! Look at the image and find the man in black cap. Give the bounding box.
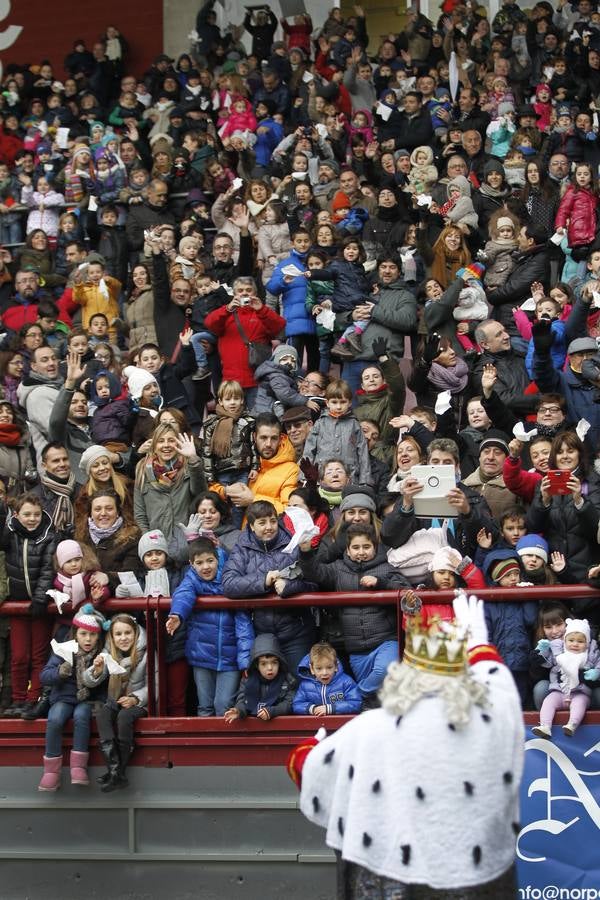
[463,432,517,521]
[515,104,543,150]
[281,407,314,461]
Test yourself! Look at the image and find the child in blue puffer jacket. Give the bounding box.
[167,537,254,717]
[292,642,361,716]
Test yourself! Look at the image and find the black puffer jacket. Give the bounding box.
[300,546,408,653]
[526,474,600,584]
[0,507,56,612]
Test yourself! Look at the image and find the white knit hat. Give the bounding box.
[565,618,591,645]
[138,529,168,561]
[428,546,462,574]
[123,365,159,401]
[79,445,111,475]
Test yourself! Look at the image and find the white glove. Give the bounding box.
[177,513,203,541]
[452,591,488,649]
[435,390,452,415]
[115,584,132,598]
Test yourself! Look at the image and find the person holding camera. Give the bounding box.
[204,277,285,411]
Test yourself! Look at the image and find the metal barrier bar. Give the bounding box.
[2,585,599,721]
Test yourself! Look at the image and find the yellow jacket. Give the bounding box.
[209,434,299,516]
[73,276,121,334]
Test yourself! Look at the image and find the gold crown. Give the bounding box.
[403,614,468,677]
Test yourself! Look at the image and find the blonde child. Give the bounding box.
[257,200,292,285]
[292,641,361,715]
[200,380,258,523]
[72,258,121,342]
[38,605,108,791]
[169,235,205,284]
[532,617,600,738]
[84,613,147,792]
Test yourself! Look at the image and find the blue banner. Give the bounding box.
[517,726,600,897]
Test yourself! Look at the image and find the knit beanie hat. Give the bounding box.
[56,540,83,568]
[322,159,340,175]
[498,101,515,116]
[490,557,520,583]
[496,216,514,231]
[428,546,462,574]
[339,492,376,513]
[138,529,169,561]
[516,534,548,564]
[272,344,299,366]
[332,191,351,212]
[457,262,485,282]
[123,365,159,401]
[565,617,591,644]
[73,603,106,634]
[79,444,111,475]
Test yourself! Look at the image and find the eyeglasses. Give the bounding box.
[538,406,561,414]
[302,379,324,389]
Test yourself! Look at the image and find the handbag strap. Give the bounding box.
[232,310,250,347]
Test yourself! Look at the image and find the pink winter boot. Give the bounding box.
[38,756,62,792]
[70,750,89,785]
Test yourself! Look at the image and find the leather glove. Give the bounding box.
[536,639,551,652]
[300,457,320,485]
[58,661,73,679]
[372,337,388,359]
[532,319,554,354]
[423,332,442,366]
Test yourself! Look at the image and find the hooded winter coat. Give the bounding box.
[444,175,479,230]
[266,249,315,338]
[170,548,254,671]
[292,653,361,715]
[84,625,148,709]
[252,359,309,415]
[482,547,538,672]
[233,633,296,719]
[222,523,316,644]
[555,184,599,248]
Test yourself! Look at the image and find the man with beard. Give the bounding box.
[48,351,124,483]
[0,270,53,332]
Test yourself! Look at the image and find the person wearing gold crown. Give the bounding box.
[287,592,524,899]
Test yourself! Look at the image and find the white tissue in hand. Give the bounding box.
[105,655,127,675]
[576,418,591,442]
[51,638,79,664]
[434,390,452,415]
[316,308,336,331]
[282,506,320,553]
[47,589,71,614]
[512,422,537,442]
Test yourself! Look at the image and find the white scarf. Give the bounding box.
[556,649,588,694]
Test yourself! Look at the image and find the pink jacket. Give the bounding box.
[555,184,599,247]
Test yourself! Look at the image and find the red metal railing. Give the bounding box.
[3,584,600,717]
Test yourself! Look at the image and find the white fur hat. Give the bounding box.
[565,618,591,644]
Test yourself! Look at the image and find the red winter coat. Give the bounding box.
[555,184,599,248]
[204,303,285,388]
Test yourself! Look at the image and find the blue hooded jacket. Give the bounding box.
[482,547,538,672]
[170,547,254,671]
[292,653,361,715]
[266,249,315,337]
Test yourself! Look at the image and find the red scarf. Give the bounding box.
[0,424,22,446]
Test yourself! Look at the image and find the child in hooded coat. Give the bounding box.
[220,96,258,141]
[90,370,131,448]
[438,176,478,231]
[224,633,296,721]
[480,212,519,291]
[407,146,438,196]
